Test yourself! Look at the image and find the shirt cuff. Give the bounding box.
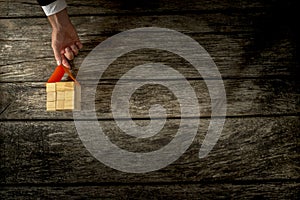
[41,0,67,16]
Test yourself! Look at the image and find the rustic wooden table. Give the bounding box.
[0,0,299,199]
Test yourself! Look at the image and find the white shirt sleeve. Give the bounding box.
[41,0,67,16]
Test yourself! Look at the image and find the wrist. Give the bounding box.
[48,9,71,30]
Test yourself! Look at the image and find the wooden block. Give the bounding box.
[75,84,81,103]
[56,82,76,91]
[64,100,75,110]
[75,84,81,110]
[56,91,65,100]
[56,82,66,91]
[64,82,75,90]
[46,83,56,92]
[65,90,75,100]
[46,101,56,111]
[46,92,56,102]
[64,83,81,110]
[56,101,64,110]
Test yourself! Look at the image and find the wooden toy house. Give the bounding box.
[46,82,81,111]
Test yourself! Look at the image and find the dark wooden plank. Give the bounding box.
[0,13,297,82]
[0,34,297,82]
[0,79,299,120]
[0,0,273,18]
[0,13,259,40]
[0,117,299,183]
[0,182,299,199]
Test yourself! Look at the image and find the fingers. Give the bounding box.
[53,41,83,69]
[70,44,79,56]
[61,55,71,69]
[64,47,74,60]
[76,41,83,50]
[63,42,83,61]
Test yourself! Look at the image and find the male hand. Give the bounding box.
[48,9,82,68]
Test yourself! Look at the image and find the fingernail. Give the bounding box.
[57,60,61,65]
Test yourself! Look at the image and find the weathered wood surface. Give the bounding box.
[1,183,299,199]
[0,0,299,199]
[0,33,297,81]
[0,79,299,119]
[0,0,276,18]
[1,117,299,183]
[0,14,298,81]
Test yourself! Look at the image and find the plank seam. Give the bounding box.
[1,76,299,84]
[0,7,269,19]
[0,113,299,122]
[1,178,299,188]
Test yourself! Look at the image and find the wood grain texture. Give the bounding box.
[1,0,299,198]
[0,0,274,18]
[1,182,299,199]
[0,79,299,119]
[1,117,299,184]
[0,14,298,82]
